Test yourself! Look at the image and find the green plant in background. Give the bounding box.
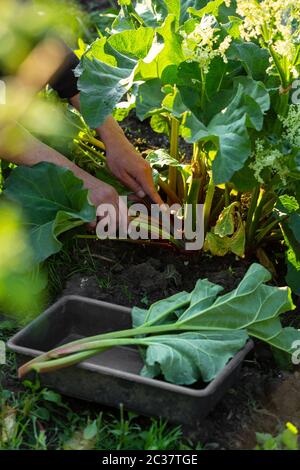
[255,422,299,451]
[0,380,195,450]
[0,203,46,322]
[18,264,300,385]
[2,0,300,295]
[70,0,299,294]
[4,163,96,264]
[0,0,92,321]
[0,0,86,74]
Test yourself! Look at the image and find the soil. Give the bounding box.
[122,113,193,161]
[63,239,251,306]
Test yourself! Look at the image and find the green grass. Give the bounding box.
[0,234,203,451]
[0,312,201,450]
[45,239,117,299]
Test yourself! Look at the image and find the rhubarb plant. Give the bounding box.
[4,163,96,263]
[19,264,300,385]
[3,0,300,295]
[70,0,300,293]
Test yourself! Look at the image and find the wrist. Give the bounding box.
[96,116,126,147]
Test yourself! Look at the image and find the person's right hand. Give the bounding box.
[81,172,128,233]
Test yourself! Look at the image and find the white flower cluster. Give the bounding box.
[281,105,300,147]
[236,0,300,76]
[250,139,290,185]
[182,15,232,74]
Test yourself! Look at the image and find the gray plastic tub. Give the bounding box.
[8,295,253,427]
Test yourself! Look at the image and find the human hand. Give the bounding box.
[105,135,164,205]
[93,114,163,205]
[79,172,128,233]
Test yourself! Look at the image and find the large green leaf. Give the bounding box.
[4,163,96,263]
[289,214,300,245]
[22,263,299,385]
[0,203,46,320]
[78,15,185,127]
[135,0,181,28]
[114,0,180,30]
[181,78,270,183]
[283,227,300,296]
[275,195,300,295]
[140,330,248,384]
[144,291,191,325]
[135,264,297,358]
[132,306,148,328]
[146,149,184,169]
[136,78,165,120]
[77,27,154,127]
[184,278,224,313]
[136,80,188,122]
[228,42,270,81]
[117,0,237,28]
[286,245,300,296]
[77,56,133,128]
[188,0,228,19]
[115,0,212,28]
[146,149,192,186]
[179,264,292,329]
[136,15,185,82]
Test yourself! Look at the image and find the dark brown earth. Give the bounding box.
[62,239,251,306]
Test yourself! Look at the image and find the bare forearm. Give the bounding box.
[0,124,93,183]
[69,93,163,204]
[69,94,126,147]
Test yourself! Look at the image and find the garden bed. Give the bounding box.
[2,238,300,448]
[8,296,253,428]
[1,0,300,452]
[50,238,300,447]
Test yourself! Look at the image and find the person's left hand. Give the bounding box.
[69,97,163,206]
[105,136,164,206]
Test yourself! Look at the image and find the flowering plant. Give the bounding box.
[4,0,300,295]
[68,0,299,293]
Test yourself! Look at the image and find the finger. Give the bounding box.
[136,167,164,206]
[143,178,164,206]
[120,171,146,198]
[128,194,145,202]
[87,221,97,231]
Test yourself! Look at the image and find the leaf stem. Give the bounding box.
[246,184,260,243]
[255,216,287,244]
[247,188,268,248]
[168,116,180,196]
[157,177,181,204]
[185,178,201,232]
[203,174,215,234]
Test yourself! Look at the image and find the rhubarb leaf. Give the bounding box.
[187,279,223,311]
[179,264,292,329]
[181,78,270,183]
[140,330,248,384]
[4,163,96,263]
[144,291,191,326]
[204,204,246,257]
[77,27,154,127]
